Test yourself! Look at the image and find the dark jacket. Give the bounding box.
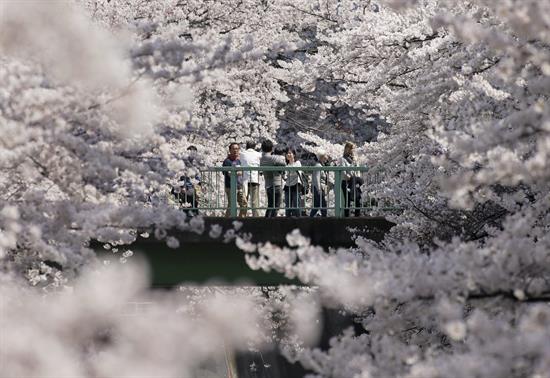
[222,157,243,189]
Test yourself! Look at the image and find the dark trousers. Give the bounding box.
[342,179,362,217]
[284,185,301,217]
[265,186,282,217]
[309,187,327,217]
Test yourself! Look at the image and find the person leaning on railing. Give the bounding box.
[310,151,333,217]
[222,142,247,217]
[338,142,363,217]
[260,139,286,217]
[171,145,202,216]
[171,174,200,215]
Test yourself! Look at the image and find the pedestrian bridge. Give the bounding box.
[97,166,396,286]
[172,165,394,217]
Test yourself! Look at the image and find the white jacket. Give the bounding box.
[337,155,357,181]
[240,148,262,184]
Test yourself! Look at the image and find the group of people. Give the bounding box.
[171,140,363,217]
[221,139,363,218]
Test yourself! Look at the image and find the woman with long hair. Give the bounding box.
[339,142,362,217]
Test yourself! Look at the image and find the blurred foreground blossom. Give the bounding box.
[0,262,267,378]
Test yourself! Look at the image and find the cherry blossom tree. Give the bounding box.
[1,0,549,377]
[241,1,550,377]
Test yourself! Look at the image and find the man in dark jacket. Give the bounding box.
[222,142,247,217]
[259,140,286,217]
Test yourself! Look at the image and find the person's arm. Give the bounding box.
[273,155,286,166]
[339,156,353,180]
[295,161,304,186]
[222,158,230,177]
[327,169,335,190]
[312,166,321,190]
[240,153,251,182]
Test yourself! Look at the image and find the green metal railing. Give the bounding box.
[172,166,390,217]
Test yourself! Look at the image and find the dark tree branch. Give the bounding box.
[285,3,338,23]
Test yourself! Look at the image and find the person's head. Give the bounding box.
[261,139,274,153]
[273,145,285,156]
[285,147,297,164]
[187,145,197,162]
[228,142,240,159]
[344,142,356,156]
[246,141,257,150]
[317,151,329,164]
[187,145,198,157]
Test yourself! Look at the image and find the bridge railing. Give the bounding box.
[172,166,392,217]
